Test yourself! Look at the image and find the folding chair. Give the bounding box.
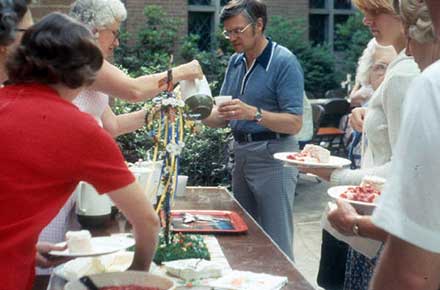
[314,99,350,156]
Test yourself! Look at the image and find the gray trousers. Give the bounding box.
[232,136,298,260]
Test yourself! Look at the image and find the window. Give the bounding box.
[188,0,224,50]
[309,0,355,49]
[188,11,214,50]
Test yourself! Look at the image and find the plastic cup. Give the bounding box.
[214,95,232,106]
[175,175,189,197]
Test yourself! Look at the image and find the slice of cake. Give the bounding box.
[302,144,330,163]
[163,258,222,280]
[66,230,93,254]
[360,175,386,192]
[62,257,105,281]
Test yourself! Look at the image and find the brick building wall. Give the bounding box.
[124,0,188,41]
[266,0,309,28]
[30,0,309,41]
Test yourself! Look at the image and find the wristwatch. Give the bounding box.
[254,107,263,123]
[352,216,362,236]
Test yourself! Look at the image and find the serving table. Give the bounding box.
[33,186,314,290]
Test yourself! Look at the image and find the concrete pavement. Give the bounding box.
[293,174,332,289]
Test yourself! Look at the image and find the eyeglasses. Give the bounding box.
[371,62,388,75]
[15,28,27,33]
[110,30,120,42]
[99,28,120,43]
[222,23,253,39]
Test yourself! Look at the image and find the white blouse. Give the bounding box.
[373,60,440,253]
[72,89,109,127]
[331,51,420,185]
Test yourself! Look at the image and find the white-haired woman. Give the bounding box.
[345,39,396,166]
[350,38,396,107]
[69,0,199,136]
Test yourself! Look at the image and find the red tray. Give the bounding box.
[170,210,248,234]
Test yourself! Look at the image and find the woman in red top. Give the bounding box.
[0,12,160,290]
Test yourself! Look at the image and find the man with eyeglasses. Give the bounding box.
[203,0,304,260]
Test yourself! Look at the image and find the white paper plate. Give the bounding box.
[53,251,134,281]
[49,236,135,257]
[327,185,377,214]
[274,152,351,168]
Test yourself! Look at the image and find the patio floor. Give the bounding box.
[293,174,331,289]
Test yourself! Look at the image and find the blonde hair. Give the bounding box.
[400,0,435,43]
[352,0,396,14]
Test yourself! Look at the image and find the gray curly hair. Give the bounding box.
[69,0,127,31]
[400,0,435,43]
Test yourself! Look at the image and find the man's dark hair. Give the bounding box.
[7,12,103,89]
[0,0,30,45]
[220,0,267,32]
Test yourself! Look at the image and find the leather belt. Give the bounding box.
[233,131,290,143]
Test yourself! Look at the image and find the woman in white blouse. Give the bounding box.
[70,0,201,136]
[301,0,420,289]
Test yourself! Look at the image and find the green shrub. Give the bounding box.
[179,126,231,186]
[334,12,371,78]
[266,16,338,98]
[115,5,181,75]
[180,33,231,96]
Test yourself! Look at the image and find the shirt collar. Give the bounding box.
[233,38,274,70]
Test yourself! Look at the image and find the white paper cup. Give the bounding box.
[175,175,188,197]
[214,95,232,106]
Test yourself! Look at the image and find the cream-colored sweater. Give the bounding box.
[331,51,420,185]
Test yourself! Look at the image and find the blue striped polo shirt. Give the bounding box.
[220,38,304,134]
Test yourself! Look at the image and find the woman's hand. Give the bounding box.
[35,242,71,268]
[327,199,359,236]
[349,107,366,132]
[298,166,334,181]
[175,60,204,81]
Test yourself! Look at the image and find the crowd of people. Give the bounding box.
[0,0,439,289]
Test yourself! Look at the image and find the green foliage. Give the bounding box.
[114,5,181,75]
[112,97,152,162]
[334,12,371,78]
[180,126,231,186]
[266,16,338,98]
[180,33,232,95]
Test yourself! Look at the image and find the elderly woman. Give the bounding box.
[301,0,420,288]
[69,0,196,136]
[0,12,160,290]
[346,40,396,167]
[371,0,440,289]
[350,39,396,107]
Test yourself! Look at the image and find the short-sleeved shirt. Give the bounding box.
[220,39,304,134]
[0,83,135,290]
[372,60,440,253]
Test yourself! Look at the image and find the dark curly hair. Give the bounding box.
[7,12,103,89]
[0,0,30,45]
